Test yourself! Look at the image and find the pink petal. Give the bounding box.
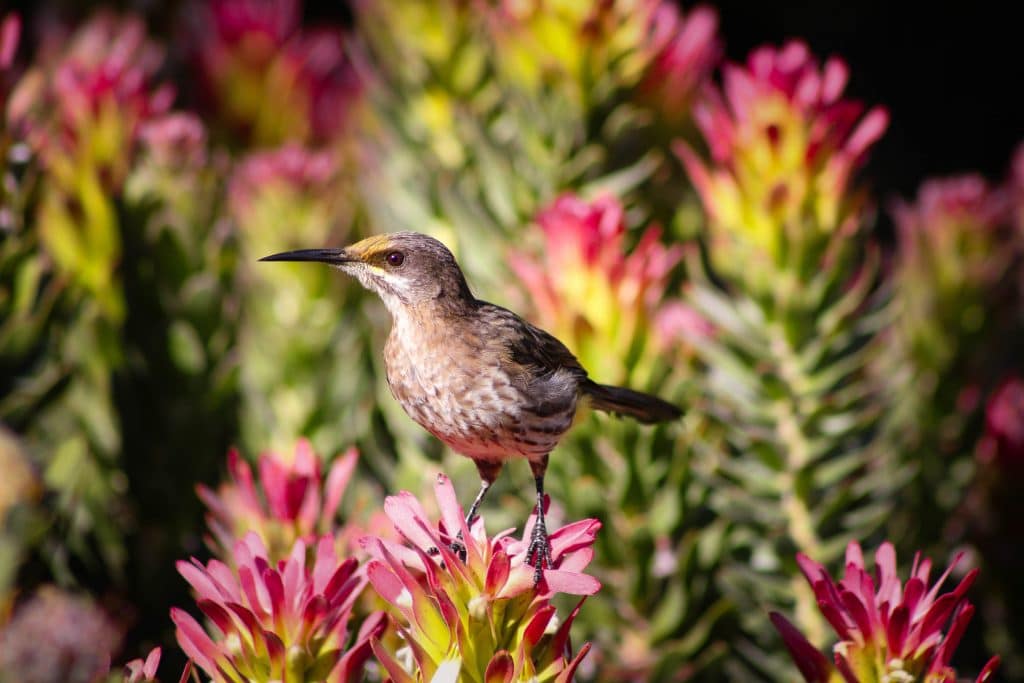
[554,642,592,683]
[524,605,556,646]
[197,599,235,636]
[171,608,220,674]
[975,656,1000,682]
[485,651,514,683]
[370,638,416,683]
[929,603,975,671]
[770,612,832,682]
[485,549,511,596]
[321,447,358,528]
[840,589,875,639]
[143,647,161,677]
[886,604,909,658]
[366,561,404,605]
[540,569,601,596]
[434,473,470,543]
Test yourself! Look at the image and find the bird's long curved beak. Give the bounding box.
[259,248,354,265]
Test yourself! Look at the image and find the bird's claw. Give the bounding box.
[526,516,552,586]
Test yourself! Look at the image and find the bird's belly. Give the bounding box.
[385,345,573,462]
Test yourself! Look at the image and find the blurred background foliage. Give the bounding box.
[0,1,1021,681]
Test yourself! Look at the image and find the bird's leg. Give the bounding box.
[526,455,552,585]
[464,479,491,527]
[450,461,502,562]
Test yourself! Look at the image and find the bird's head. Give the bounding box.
[260,231,472,313]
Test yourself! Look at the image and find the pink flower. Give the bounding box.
[8,11,173,190]
[362,474,598,682]
[772,541,1000,683]
[509,193,683,381]
[189,0,359,145]
[639,3,721,121]
[172,532,384,683]
[677,41,888,279]
[892,176,1010,288]
[978,375,1024,470]
[198,440,359,562]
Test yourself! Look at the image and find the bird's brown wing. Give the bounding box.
[476,303,588,381]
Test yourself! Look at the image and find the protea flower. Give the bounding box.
[198,440,359,562]
[891,175,1012,370]
[189,0,359,145]
[363,474,599,682]
[771,541,999,683]
[172,532,383,683]
[678,41,888,291]
[638,3,720,123]
[509,192,682,384]
[9,11,173,191]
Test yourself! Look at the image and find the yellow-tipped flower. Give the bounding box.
[678,41,888,291]
[509,192,683,384]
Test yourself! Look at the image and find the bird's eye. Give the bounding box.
[386,251,405,267]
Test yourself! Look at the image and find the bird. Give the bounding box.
[261,232,681,581]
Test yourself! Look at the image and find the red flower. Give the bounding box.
[677,41,888,283]
[509,193,683,381]
[172,532,383,683]
[198,440,359,562]
[773,541,999,683]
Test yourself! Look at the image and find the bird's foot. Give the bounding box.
[449,530,467,563]
[526,514,553,586]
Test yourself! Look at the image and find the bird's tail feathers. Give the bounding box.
[582,381,681,424]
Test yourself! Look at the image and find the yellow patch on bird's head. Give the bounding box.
[343,234,397,270]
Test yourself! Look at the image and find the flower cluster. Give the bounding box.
[772,541,999,682]
[198,439,359,562]
[363,474,599,682]
[509,193,684,383]
[189,0,359,145]
[679,41,888,290]
[172,532,383,683]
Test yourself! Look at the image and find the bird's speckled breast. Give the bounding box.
[383,307,574,463]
